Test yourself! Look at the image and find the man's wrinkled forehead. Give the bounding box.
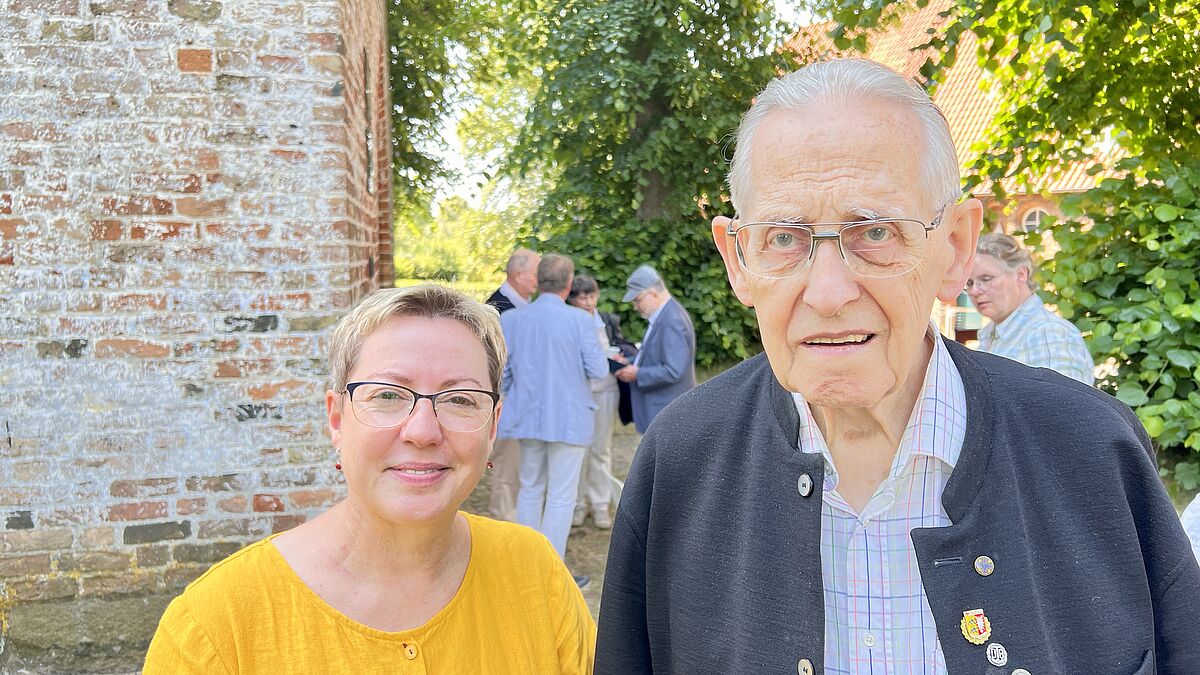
[741,104,929,220]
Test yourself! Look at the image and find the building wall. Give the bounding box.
[0,0,391,669]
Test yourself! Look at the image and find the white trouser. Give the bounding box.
[516,439,586,560]
[487,437,521,521]
[577,382,619,511]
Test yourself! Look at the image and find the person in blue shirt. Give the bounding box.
[614,265,697,433]
[499,253,607,587]
[967,232,1094,383]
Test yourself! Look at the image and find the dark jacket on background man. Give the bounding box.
[485,288,516,314]
[629,298,695,433]
[596,339,1200,674]
[600,311,638,426]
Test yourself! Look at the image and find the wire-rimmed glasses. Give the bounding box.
[344,382,499,433]
[726,208,946,280]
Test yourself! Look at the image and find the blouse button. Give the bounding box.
[403,643,418,660]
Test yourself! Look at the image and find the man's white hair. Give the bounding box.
[727,58,961,216]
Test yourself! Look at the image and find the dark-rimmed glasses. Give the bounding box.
[726,207,946,279]
[344,382,500,433]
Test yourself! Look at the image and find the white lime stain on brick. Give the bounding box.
[0,5,391,665]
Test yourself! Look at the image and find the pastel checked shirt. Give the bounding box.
[793,330,966,675]
[977,293,1094,384]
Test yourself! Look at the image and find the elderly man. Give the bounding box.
[614,265,696,433]
[500,254,606,586]
[485,248,540,521]
[596,58,1200,674]
[968,232,1094,383]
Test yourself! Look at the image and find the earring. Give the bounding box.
[335,462,342,471]
[486,461,494,469]
[334,449,342,471]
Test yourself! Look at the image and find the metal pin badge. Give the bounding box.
[960,608,992,645]
[986,642,1008,667]
[974,555,995,577]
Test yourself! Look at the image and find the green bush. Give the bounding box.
[1044,156,1200,492]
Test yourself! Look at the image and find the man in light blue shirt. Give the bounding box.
[500,254,607,583]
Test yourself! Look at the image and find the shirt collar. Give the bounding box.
[646,297,669,326]
[792,325,967,482]
[984,293,1042,343]
[499,281,530,307]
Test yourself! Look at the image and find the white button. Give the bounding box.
[797,658,814,675]
[797,473,814,497]
[1011,670,1031,675]
[986,643,1008,667]
[863,632,876,647]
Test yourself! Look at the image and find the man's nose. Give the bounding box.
[801,240,861,316]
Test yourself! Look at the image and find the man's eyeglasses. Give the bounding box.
[343,382,500,433]
[725,207,946,280]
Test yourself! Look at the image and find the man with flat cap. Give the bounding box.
[596,58,1200,674]
[614,265,696,434]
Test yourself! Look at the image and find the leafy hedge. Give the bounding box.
[1044,156,1200,493]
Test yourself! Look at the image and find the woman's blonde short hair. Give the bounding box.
[327,284,506,393]
[977,232,1038,291]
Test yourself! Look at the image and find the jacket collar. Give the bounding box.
[938,338,994,522]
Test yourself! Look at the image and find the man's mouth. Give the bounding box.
[803,333,873,346]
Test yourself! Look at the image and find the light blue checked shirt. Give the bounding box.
[977,294,1094,384]
[794,329,966,675]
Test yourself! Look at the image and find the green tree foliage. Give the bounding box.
[393,195,515,281]
[485,0,793,364]
[387,0,491,213]
[811,0,1200,481]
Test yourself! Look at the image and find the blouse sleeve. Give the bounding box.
[143,596,231,675]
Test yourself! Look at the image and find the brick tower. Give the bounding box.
[0,0,392,669]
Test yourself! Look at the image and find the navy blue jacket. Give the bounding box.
[630,297,696,433]
[597,339,1200,674]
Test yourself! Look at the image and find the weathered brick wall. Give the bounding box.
[0,0,392,670]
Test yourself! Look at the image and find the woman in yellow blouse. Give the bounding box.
[144,284,595,674]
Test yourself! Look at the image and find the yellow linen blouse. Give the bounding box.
[144,512,595,674]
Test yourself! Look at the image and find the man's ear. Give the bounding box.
[712,216,755,307]
[936,199,983,303]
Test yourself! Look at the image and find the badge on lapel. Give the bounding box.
[960,608,992,645]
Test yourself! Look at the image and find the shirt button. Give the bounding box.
[797,657,814,675]
[403,643,418,660]
[863,632,876,647]
[797,473,814,497]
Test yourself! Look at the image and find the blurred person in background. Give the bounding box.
[614,265,696,433]
[485,248,541,521]
[566,275,635,529]
[967,232,1094,384]
[145,285,594,673]
[500,255,608,587]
